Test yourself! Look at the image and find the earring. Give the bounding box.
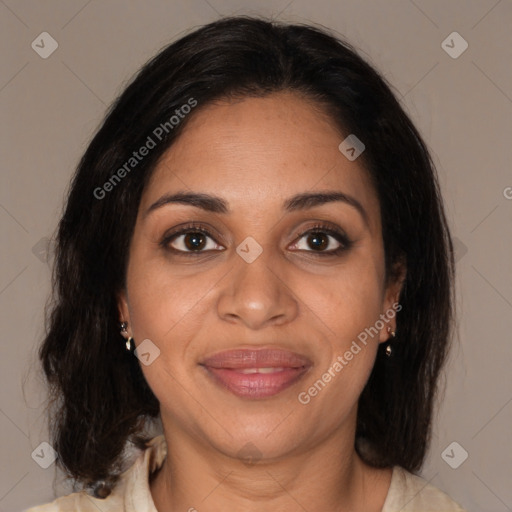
[385,326,396,357]
[120,321,134,352]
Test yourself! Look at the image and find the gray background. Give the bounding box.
[1,1,511,511]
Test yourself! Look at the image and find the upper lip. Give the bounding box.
[200,348,313,369]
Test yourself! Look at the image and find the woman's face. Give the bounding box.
[118,91,403,461]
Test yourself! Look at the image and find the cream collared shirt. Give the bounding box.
[25,435,466,512]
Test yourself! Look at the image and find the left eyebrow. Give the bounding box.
[144,190,369,227]
[283,191,369,227]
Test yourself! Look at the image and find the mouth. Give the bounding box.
[199,348,313,399]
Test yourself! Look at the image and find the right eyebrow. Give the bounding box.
[144,192,229,218]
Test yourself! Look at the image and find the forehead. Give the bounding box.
[142,92,380,230]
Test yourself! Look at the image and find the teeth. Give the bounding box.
[237,367,285,374]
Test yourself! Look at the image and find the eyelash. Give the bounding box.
[159,222,353,258]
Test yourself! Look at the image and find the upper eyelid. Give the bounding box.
[163,223,224,243]
[163,222,349,251]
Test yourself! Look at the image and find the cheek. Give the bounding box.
[302,259,385,342]
[296,256,385,396]
[126,238,385,355]
[296,277,383,422]
[124,254,219,410]
[126,250,224,343]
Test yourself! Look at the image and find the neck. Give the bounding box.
[150,413,392,512]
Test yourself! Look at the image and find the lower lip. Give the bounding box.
[202,366,309,399]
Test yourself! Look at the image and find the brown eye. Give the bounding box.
[306,232,330,251]
[289,224,353,256]
[183,232,207,251]
[293,230,344,253]
[161,225,224,255]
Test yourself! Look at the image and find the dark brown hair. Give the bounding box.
[40,15,455,497]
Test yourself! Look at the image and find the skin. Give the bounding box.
[118,91,406,512]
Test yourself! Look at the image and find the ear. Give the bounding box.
[117,288,132,340]
[378,260,406,343]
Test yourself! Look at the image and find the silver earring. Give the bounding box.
[385,326,396,357]
[120,322,134,352]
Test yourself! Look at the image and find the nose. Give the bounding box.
[216,248,299,330]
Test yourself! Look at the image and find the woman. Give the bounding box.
[27,16,466,511]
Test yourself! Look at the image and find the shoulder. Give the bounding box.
[382,466,467,511]
[23,490,123,512]
[24,435,167,512]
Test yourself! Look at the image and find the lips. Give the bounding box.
[200,348,312,399]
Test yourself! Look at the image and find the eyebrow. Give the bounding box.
[144,190,369,226]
